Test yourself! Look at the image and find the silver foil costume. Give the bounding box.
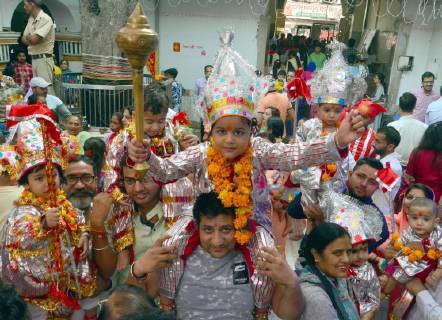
[148,134,343,307]
[349,262,381,316]
[393,224,442,283]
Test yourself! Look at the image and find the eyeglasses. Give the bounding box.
[66,174,95,185]
[124,176,153,186]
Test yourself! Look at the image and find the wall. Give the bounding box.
[156,1,270,89]
[0,0,81,33]
[350,0,442,107]
[0,0,21,31]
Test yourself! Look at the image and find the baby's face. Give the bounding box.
[318,103,343,127]
[407,206,439,238]
[349,242,369,268]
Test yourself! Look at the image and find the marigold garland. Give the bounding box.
[391,232,441,263]
[207,144,253,244]
[15,189,93,308]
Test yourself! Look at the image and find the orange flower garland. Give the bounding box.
[391,232,441,263]
[207,144,254,244]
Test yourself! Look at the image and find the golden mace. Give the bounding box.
[116,1,158,178]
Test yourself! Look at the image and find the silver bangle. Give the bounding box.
[130,261,147,281]
[93,245,109,251]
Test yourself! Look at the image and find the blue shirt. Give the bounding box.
[45,95,63,110]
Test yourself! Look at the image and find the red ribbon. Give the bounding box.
[376,166,400,193]
[172,112,190,127]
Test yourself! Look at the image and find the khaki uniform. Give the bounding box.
[23,10,55,90]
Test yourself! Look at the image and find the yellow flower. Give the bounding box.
[393,240,403,251]
[326,164,337,172]
[391,233,400,241]
[427,248,441,260]
[414,249,424,261]
[234,230,252,245]
[321,173,330,181]
[402,247,412,255]
[207,144,254,245]
[234,215,248,229]
[408,252,418,263]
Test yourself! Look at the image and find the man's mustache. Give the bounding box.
[68,190,95,198]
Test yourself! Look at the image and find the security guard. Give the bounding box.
[22,0,55,94]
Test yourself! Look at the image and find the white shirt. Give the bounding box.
[388,115,428,166]
[372,152,402,217]
[407,281,442,320]
[425,96,442,125]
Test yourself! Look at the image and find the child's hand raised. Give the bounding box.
[335,110,366,147]
[44,208,60,228]
[128,138,150,163]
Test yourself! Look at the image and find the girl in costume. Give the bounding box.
[385,197,442,319]
[127,30,365,318]
[0,103,96,319]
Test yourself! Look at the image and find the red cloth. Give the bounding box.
[7,102,60,144]
[287,68,311,101]
[406,150,442,202]
[13,62,33,93]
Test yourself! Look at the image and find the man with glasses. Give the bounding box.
[412,71,440,122]
[64,155,97,220]
[90,155,175,288]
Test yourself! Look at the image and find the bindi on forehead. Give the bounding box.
[410,207,433,217]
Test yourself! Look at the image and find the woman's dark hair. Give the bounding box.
[144,81,170,114]
[111,112,124,125]
[416,121,442,166]
[83,138,106,177]
[18,164,65,186]
[300,223,350,320]
[0,281,28,320]
[193,192,236,224]
[374,72,385,88]
[122,106,134,116]
[267,116,284,143]
[405,183,435,201]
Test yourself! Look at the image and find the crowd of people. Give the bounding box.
[0,1,441,320]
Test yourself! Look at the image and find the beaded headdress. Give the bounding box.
[309,41,367,106]
[198,30,272,129]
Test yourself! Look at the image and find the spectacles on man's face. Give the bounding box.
[124,176,153,186]
[66,174,95,185]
